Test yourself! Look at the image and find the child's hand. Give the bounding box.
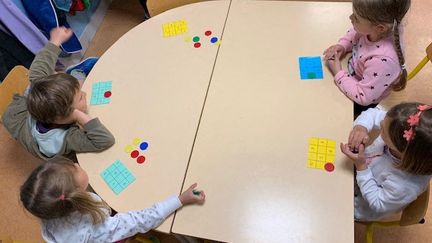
[49,27,73,46]
[340,143,367,171]
[323,44,344,61]
[72,109,91,126]
[54,109,90,125]
[348,125,369,152]
[325,51,342,76]
[179,183,205,205]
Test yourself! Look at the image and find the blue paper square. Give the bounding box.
[298,56,324,80]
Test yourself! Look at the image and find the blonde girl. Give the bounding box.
[324,0,411,116]
[20,161,205,242]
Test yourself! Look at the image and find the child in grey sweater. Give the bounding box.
[2,27,114,160]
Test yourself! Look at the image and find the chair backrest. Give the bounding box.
[406,42,432,81]
[399,185,430,226]
[0,65,29,119]
[147,0,203,16]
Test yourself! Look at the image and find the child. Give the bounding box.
[2,27,114,160]
[20,160,206,242]
[323,0,411,116]
[340,102,432,220]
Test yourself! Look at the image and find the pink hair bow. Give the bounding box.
[403,104,432,141]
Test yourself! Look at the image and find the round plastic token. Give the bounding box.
[132,138,141,145]
[194,42,201,48]
[124,145,134,153]
[324,163,335,172]
[104,91,112,98]
[193,36,200,42]
[130,150,139,158]
[205,30,212,36]
[140,142,149,150]
[137,155,146,164]
[210,37,218,43]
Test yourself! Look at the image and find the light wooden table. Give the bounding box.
[78,0,230,233]
[79,0,354,241]
[171,1,354,242]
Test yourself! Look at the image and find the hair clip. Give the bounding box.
[59,194,65,201]
[417,104,431,111]
[403,104,432,141]
[392,19,398,32]
[407,113,420,126]
[403,128,414,141]
[401,63,406,70]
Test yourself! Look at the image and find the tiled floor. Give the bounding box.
[1,0,431,242]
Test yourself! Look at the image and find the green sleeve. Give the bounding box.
[29,42,62,83]
[62,118,115,153]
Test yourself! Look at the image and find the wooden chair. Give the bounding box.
[407,42,432,80]
[358,186,430,243]
[0,66,29,119]
[147,0,204,16]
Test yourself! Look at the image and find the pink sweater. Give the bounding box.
[335,28,401,106]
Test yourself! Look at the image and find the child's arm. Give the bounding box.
[324,28,357,59]
[356,169,418,214]
[62,118,115,153]
[336,28,357,54]
[341,143,416,215]
[353,107,386,131]
[91,184,205,242]
[333,56,400,106]
[348,107,386,151]
[28,27,72,83]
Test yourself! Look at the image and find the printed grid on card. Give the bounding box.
[101,160,135,195]
[298,56,324,80]
[307,138,336,170]
[90,81,112,105]
[162,20,188,37]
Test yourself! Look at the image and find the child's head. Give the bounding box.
[351,0,411,91]
[381,102,432,175]
[27,73,87,124]
[20,160,110,224]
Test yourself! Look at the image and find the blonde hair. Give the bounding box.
[27,73,80,124]
[20,160,111,224]
[386,102,432,175]
[353,0,411,91]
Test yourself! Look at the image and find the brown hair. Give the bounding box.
[20,160,110,224]
[353,0,411,91]
[386,102,432,175]
[27,73,80,124]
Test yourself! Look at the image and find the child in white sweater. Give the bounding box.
[20,160,205,242]
[341,103,432,220]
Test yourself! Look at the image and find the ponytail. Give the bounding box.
[68,190,110,224]
[352,0,410,91]
[392,21,407,91]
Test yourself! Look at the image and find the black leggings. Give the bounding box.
[354,102,377,118]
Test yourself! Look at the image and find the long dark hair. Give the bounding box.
[386,102,432,175]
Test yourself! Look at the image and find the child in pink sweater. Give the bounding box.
[323,0,411,116]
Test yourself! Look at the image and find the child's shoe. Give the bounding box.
[66,57,99,77]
